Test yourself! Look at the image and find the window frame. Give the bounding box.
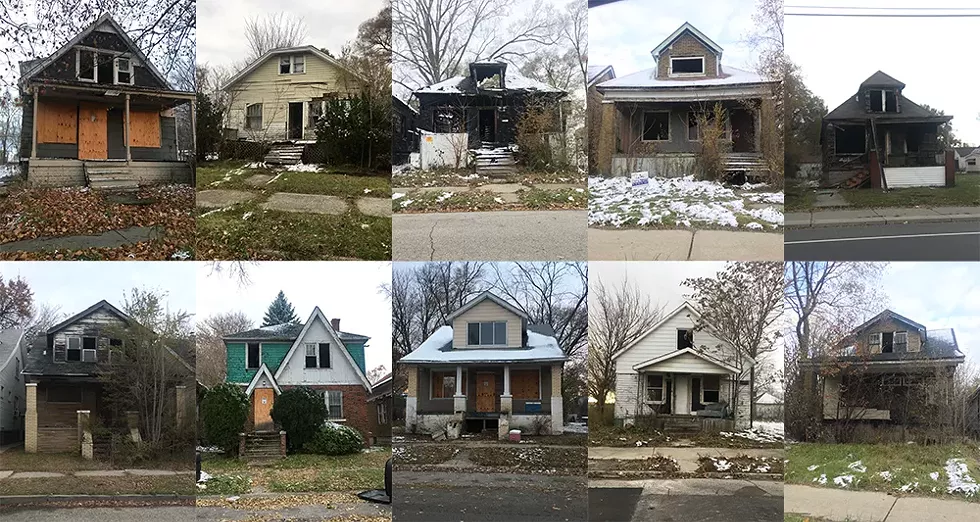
[430,369,466,399]
[869,332,882,354]
[895,331,909,352]
[318,342,330,369]
[278,55,306,75]
[669,56,706,77]
[113,56,134,85]
[641,111,670,142]
[466,321,507,346]
[676,329,693,350]
[246,342,261,370]
[701,375,721,404]
[67,336,82,362]
[646,374,665,403]
[81,336,98,363]
[325,390,344,420]
[304,343,317,368]
[307,100,324,127]
[76,48,98,83]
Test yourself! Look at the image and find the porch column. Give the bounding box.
[31,89,38,159]
[405,366,418,431]
[453,365,466,415]
[124,93,131,165]
[500,365,513,415]
[551,364,564,434]
[190,97,198,163]
[25,383,37,453]
[597,102,617,175]
[77,410,93,460]
[754,106,761,153]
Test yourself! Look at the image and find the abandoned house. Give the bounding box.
[21,300,195,456]
[413,62,567,174]
[18,14,194,188]
[799,310,964,437]
[221,45,362,165]
[223,307,375,449]
[392,95,419,165]
[367,371,393,445]
[399,291,566,438]
[612,302,752,431]
[821,71,955,189]
[594,22,777,178]
[587,65,616,174]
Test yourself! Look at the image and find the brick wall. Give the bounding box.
[656,33,719,80]
[281,384,372,441]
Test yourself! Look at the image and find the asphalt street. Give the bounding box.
[392,210,587,260]
[589,478,783,522]
[393,471,587,522]
[785,220,980,261]
[0,499,390,521]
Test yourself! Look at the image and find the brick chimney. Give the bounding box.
[330,318,340,331]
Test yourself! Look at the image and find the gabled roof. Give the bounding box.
[632,347,738,374]
[221,46,364,90]
[824,91,951,123]
[47,300,132,336]
[224,322,369,344]
[271,306,372,390]
[20,13,173,90]
[587,65,615,87]
[368,372,393,402]
[415,66,565,95]
[612,301,703,360]
[954,146,976,158]
[399,324,566,364]
[860,70,906,90]
[650,22,724,61]
[965,147,980,159]
[244,363,281,396]
[852,309,926,334]
[445,291,529,323]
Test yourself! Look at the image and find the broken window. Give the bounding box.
[646,374,665,402]
[688,111,730,141]
[67,337,82,362]
[702,375,721,403]
[642,112,669,141]
[114,57,133,85]
[247,342,260,369]
[895,331,908,352]
[245,103,262,130]
[671,57,704,75]
[279,57,291,74]
[293,55,305,74]
[677,329,693,350]
[433,107,464,133]
[835,125,866,154]
[431,371,465,398]
[76,49,97,82]
[869,332,882,354]
[279,56,305,74]
[308,100,324,127]
[882,332,894,353]
[869,90,898,113]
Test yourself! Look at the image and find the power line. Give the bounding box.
[787,5,980,10]
[786,13,980,17]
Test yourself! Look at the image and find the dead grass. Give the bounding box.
[0,449,192,472]
[588,456,679,473]
[0,475,195,496]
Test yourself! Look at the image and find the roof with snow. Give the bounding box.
[598,65,769,90]
[415,64,565,95]
[588,65,615,87]
[400,325,565,364]
[224,322,369,343]
[650,22,724,60]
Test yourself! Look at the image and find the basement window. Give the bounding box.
[642,112,670,141]
[677,329,693,350]
[670,56,705,76]
[76,49,97,82]
[114,57,133,85]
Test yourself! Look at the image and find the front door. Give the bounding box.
[478,109,496,143]
[730,108,755,153]
[254,388,275,431]
[287,102,304,140]
[691,377,703,412]
[476,372,496,413]
[78,102,108,160]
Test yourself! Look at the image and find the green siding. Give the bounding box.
[344,343,366,374]
[225,341,293,383]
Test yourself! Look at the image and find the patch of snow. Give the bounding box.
[878,471,893,482]
[285,163,323,172]
[898,482,919,493]
[0,163,19,179]
[564,422,587,434]
[930,472,940,481]
[719,422,783,443]
[392,193,406,200]
[400,199,414,208]
[170,250,192,260]
[712,458,732,472]
[401,325,565,363]
[599,65,768,89]
[242,211,253,220]
[494,197,505,204]
[245,162,267,169]
[945,458,980,497]
[746,222,764,230]
[436,191,454,203]
[197,470,211,483]
[364,188,372,194]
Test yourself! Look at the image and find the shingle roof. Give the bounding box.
[860,70,906,89]
[824,92,951,122]
[223,322,369,343]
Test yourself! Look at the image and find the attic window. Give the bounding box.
[882,332,894,353]
[76,49,97,82]
[279,55,305,74]
[677,329,693,350]
[869,89,898,113]
[305,343,317,368]
[467,321,506,346]
[247,342,260,369]
[82,337,97,362]
[670,56,705,76]
[114,57,133,85]
[67,337,82,362]
[895,331,908,352]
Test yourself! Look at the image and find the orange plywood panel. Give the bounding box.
[128,110,161,148]
[36,100,77,144]
[78,102,107,160]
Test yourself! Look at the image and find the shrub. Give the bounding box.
[196,92,224,162]
[693,102,731,182]
[315,93,391,170]
[270,387,328,452]
[304,422,364,455]
[515,98,568,171]
[199,383,249,455]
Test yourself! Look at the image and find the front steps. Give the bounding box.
[240,431,284,461]
[84,162,139,190]
[473,145,516,177]
[722,153,768,182]
[264,143,304,165]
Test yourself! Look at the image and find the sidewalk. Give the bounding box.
[589,446,784,473]
[787,206,980,228]
[0,469,194,479]
[785,484,980,522]
[588,228,784,261]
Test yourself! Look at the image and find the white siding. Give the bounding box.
[0,340,25,434]
[647,352,732,374]
[276,317,363,386]
[614,373,639,420]
[674,374,690,415]
[884,166,945,188]
[614,307,728,375]
[452,300,523,348]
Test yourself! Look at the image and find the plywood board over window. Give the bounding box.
[37,100,78,144]
[128,110,161,148]
[512,369,540,400]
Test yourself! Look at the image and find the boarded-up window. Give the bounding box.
[128,111,161,148]
[702,375,720,403]
[47,385,82,403]
[512,369,540,400]
[37,100,78,144]
[431,371,465,398]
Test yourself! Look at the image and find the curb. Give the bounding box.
[588,471,783,481]
[0,494,195,507]
[786,213,980,228]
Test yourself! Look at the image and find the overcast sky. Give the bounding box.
[877,262,980,365]
[786,1,980,145]
[0,261,196,322]
[196,262,392,374]
[196,0,384,69]
[589,0,758,79]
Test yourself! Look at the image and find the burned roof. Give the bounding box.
[223,322,369,343]
[860,70,906,90]
[825,72,952,123]
[415,63,565,96]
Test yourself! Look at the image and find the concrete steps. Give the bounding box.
[473,147,517,177]
[242,432,283,460]
[84,163,139,190]
[264,144,305,165]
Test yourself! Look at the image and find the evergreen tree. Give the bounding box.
[262,291,300,326]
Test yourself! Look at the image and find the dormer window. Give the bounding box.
[279,55,305,74]
[670,56,705,76]
[869,89,898,113]
[467,321,506,346]
[114,57,133,85]
[76,49,97,82]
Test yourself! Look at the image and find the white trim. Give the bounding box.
[75,48,97,83]
[245,342,263,370]
[645,373,667,404]
[113,56,134,86]
[223,46,365,90]
[632,347,739,374]
[445,291,529,322]
[244,363,281,396]
[272,306,373,391]
[651,22,724,61]
[669,56,705,77]
[324,389,344,419]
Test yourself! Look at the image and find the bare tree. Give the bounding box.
[0,89,21,163]
[22,302,62,350]
[587,274,664,424]
[243,13,308,64]
[196,311,254,386]
[683,262,784,427]
[0,275,33,329]
[560,0,587,89]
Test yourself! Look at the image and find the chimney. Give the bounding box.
[330,318,340,331]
